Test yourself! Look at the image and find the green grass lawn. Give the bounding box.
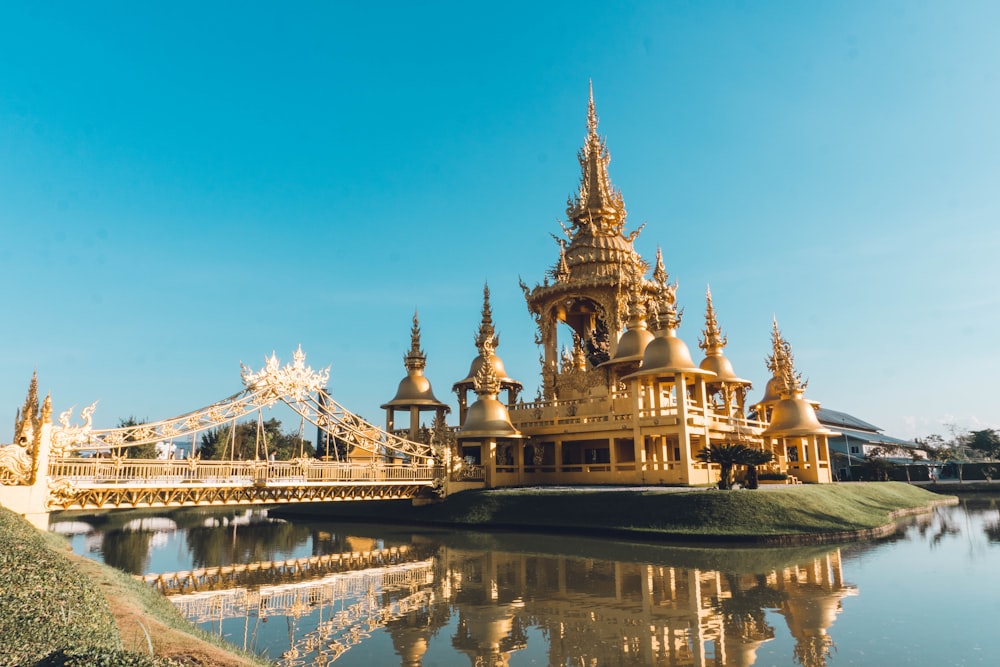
[284,482,951,542]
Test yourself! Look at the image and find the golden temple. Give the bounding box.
[384,85,837,490]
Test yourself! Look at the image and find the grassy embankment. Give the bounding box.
[283,482,954,543]
[0,506,266,667]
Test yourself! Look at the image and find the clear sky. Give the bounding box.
[2,1,998,442]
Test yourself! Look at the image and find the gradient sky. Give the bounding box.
[2,1,998,442]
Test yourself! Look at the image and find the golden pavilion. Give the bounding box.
[384,86,836,490]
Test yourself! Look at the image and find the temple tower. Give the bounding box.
[519,84,663,400]
[757,320,838,483]
[381,311,450,441]
[698,286,753,421]
[453,284,522,424]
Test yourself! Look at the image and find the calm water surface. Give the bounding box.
[52,496,1000,666]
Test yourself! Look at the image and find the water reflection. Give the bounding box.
[50,496,1000,666]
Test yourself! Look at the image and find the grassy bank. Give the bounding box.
[0,506,265,667]
[278,482,952,543]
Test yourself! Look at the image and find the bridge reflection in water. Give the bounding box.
[134,528,858,667]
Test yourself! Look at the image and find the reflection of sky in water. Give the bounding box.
[51,498,1000,666]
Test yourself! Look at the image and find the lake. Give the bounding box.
[51,494,1000,666]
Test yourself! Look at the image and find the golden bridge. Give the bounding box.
[0,348,445,524]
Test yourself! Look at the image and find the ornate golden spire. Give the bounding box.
[555,242,571,282]
[565,82,627,237]
[14,371,40,443]
[474,283,499,356]
[652,247,668,286]
[404,310,427,372]
[649,248,679,330]
[698,286,728,355]
[767,318,806,396]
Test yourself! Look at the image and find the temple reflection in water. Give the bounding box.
[154,532,857,667]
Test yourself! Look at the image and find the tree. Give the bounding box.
[969,429,1000,460]
[117,416,156,459]
[197,418,314,461]
[697,443,752,490]
[741,448,775,489]
[864,447,896,482]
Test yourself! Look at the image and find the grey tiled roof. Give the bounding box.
[815,407,882,433]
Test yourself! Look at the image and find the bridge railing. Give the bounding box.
[48,458,439,485]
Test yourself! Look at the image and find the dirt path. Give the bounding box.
[69,555,261,666]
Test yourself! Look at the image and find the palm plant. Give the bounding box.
[696,443,752,490]
[741,448,775,489]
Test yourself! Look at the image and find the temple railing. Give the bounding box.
[48,458,439,485]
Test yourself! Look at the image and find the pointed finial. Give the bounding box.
[474,283,499,356]
[404,309,427,371]
[566,82,627,236]
[14,371,41,444]
[555,242,571,282]
[587,79,598,136]
[767,318,806,396]
[699,285,728,354]
[652,247,668,286]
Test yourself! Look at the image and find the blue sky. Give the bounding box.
[1,1,998,441]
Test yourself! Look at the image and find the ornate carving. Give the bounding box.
[0,443,33,485]
[532,442,545,466]
[473,356,501,397]
[51,402,98,457]
[241,345,331,402]
[1,373,49,485]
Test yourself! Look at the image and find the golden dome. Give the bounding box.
[755,376,783,408]
[381,371,448,410]
[626,329,714,380]
[613,322,655,362]
[453,354,522,394]
[381,311,449,411]
[460,395,523,438]
[763,391,839,437]
[700,354,750,385]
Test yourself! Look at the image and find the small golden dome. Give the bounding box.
[626,329,714,380]
[763,391,839,437]
[613,324,655,362]
[459,396,523,438]
[453,354,522,394]
[381,371,448,409]
[700,354,750,385]
[754,376,783,408]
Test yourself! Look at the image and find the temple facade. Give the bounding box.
[386,86,837,489]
